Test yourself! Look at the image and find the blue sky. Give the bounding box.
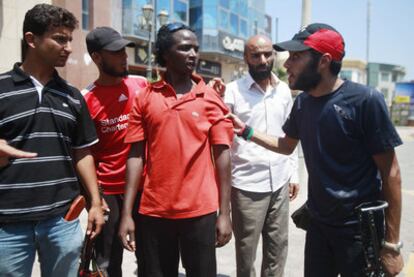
[265,0,414,81]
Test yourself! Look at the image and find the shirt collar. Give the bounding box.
[152,72,206,96]
[245,71,280,91]
[11,62,67,87]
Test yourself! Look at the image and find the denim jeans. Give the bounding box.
[0,214,83,277]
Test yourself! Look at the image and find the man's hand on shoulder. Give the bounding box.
[208,77,226,98]
[224,113,246,135]
[216,213,232,247]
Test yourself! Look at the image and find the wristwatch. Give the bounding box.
[382,240,403,253]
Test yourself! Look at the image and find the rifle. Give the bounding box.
[356,200,388,277]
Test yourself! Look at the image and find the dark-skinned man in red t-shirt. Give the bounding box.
[119,23,233,277]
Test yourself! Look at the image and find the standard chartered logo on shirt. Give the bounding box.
[100,114,129,133]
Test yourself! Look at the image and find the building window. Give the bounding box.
[229,0,238,13]
[174,0,188,23]
[82,0,90,30]
[190,6,202,30]
[239,0,248,17]
[381,72,390,82]
[219,9,229,30]
[249,9,264,36]
[240,19,247,37]
[203,1,217,29]
[219,0,230,9]
[230,13,238,35]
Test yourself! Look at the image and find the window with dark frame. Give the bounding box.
[82,0,90,30]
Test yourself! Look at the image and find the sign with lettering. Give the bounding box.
[394,95,410,104]
[220,33,245,53]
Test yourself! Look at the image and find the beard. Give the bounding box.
[290,57,322,92]
[101,60,128,77]
[248,61,274,82]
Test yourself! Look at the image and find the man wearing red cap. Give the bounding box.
[227,23,404,276]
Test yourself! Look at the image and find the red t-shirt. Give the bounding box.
[83,76,148,194]
[125,74,233,219]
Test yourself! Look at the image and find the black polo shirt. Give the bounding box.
[0,63,98,222]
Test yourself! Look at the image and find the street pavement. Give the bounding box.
[32,126,414,276]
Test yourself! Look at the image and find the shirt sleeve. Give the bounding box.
[125,88,146,144]
[285,91,299,184]
[210,118,234,146]
[72,92,98,149]
[282,96,300,140]
[206,89,234,146]
[289,146,300,184]
[362,89,402,154]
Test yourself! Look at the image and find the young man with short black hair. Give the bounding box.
[0,4,104,276]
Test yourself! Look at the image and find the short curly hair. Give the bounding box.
[22,4,78,57]
[155,22,195,67]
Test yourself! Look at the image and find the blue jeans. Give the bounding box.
[0,215,83,277]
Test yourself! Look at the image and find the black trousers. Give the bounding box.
[95,192,143,277]
[139,212,217,277]
[304,218,382,277]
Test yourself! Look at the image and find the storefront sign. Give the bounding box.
[394,95,410,104]
[221,33,245,53]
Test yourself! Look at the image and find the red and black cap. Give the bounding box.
[273,23,345,61]
[86,26,134,54]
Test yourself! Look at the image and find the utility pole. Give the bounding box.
[301,0,312,27]
[275,17,279,43]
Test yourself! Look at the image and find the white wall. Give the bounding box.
[0,0,51,73]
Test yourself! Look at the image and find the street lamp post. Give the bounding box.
[141,4,169,80]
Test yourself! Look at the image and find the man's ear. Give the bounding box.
[90,52,101,64]
[319,53,333,71]
[24,32,36,49]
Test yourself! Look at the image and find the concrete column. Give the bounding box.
[301,0,311,27]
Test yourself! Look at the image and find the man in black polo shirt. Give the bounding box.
[0,4,104,276]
